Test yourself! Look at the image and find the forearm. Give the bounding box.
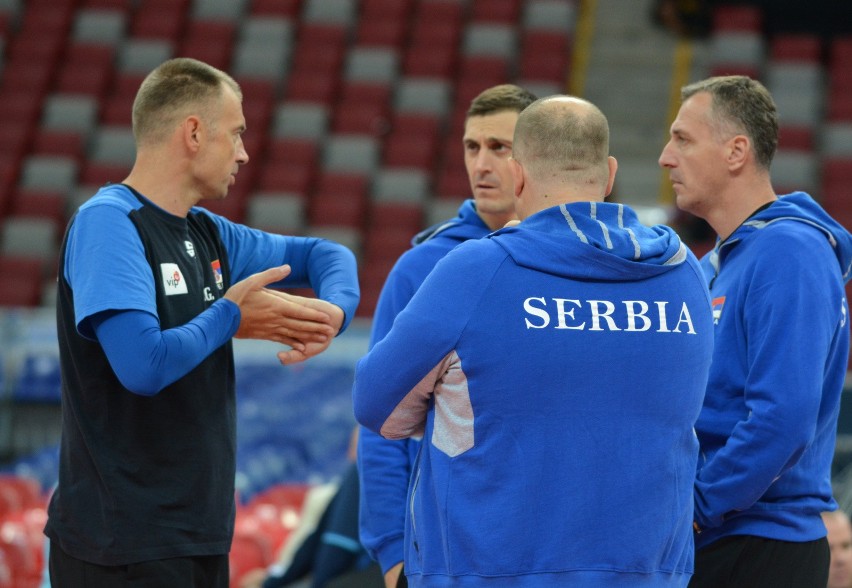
[92,300,240,396]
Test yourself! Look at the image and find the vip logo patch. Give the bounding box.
[711,296,726,324]
[184,241,195,257]
[160,263,188,295]
[211,259,223,290]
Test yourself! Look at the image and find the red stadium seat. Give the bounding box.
[249,0,302,17]
[769,34,822,63]
[402,43,458,78]
[711,4,763,33]
[471,0,521,24]
[283,69,339,105]
[356,16,408,48]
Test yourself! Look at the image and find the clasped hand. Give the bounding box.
[224,265,344,365]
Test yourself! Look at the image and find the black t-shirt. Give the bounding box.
[46,189,238,566]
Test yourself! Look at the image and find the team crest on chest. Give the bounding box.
[160,263,188,295]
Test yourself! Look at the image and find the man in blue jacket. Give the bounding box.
[660,75,852,587]
[357,84,537,588]
[354,95,714,587]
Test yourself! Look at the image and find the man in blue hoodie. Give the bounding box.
[660,75,852,587]
[354,95,715,587]
[357,84,537,588]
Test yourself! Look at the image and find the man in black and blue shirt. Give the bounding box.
[45,57,360,587]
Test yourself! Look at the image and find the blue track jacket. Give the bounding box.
[693,192,852,549]
[358,200,492,573]
[354,202,714,587]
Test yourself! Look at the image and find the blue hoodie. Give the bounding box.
[354,201,714,587]
[358,200,493,573]
[693,192,852,550]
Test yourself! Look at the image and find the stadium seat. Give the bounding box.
[99,92,136,126]
[264,138,319,168]
[9,190,69,230]
[283,69,340,105]
[130,1,187,42]
[402,43,458,78]
[30,130,84,164]
[302,0,357,27]
[771,150,820,195]
[344,46,400,85]
[361,0,413,18]
[0,255,44,308]
[117,38,174,74]
[272,102,329,141]
[766,62,824,128]
[40,94,100,139]
[458,55,512,85]
[463,23,517,60]
[244,192,306,234]
[822,123,852,157]
[368,200,423,234]
[523,0,577,31]
[777,126,815,152]
[395,78,452,117]
[769,33,822,63]
[191,0,248,22]
[255,163,315,196]
[371,168,430,204]
[249,0,301,17]
[18,156,78,194]
[356,15,408,48]
[71,8,126,45]
[362,225,415,270]
[309,172,369,228]
[471,0,522,24]
[710,3,763,33]
[520,30,572,83]
[232,16,294,83]
[89,126,136,167]
[178,20,236,70]
[322,135,380,176]
[708,31,765,71]
[0,216,59,263]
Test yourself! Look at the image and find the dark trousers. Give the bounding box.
[49,540,229,588]
[688,535,830,588]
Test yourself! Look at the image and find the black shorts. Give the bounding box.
[49,540,229,588]
[689,534,829,588]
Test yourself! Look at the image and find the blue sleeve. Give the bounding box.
[358,246,449,571]
[90,300,241,396]
[203,210,360,332]
[694,227,843,529]
[66,199,159,339]
[353,241,495,436]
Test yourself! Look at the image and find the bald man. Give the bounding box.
[353,95,714,587]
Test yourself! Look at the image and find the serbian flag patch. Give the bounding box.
[211,260,223,290]
[712,296,726,324]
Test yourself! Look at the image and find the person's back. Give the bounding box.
[354,96,714,587]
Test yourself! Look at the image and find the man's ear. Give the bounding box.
[605,156,617,197]
[510,157,524,198]
[183,116,202,153]
[726,134,749,171]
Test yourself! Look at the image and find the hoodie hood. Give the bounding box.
[492,201,689,282]
[411,199,490,247]
[718,192,852,283]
